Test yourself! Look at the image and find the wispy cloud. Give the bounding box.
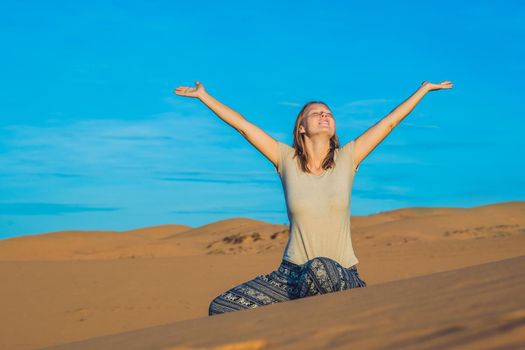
[0,172,88,179]
[0,202,120,215]
[171,208,284,214]
[382,141,489,150]
[353,184,416,201]
[0,105,285,233]
[330,98,394,129]
[334,98,393,116]
[279,101,302,107]
[159,176,276,184]
[339,99,393,108]
[360,152,427,166]
[0,109,244,178]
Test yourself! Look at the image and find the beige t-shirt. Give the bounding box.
[275,140,360,268]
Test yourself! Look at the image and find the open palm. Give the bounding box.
[174,81,206,98]
[422,80,454,91]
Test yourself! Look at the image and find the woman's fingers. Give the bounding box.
[174,86,198,97]
[421,80,454,91]
[440,81,454,89]
[174,82,204,97]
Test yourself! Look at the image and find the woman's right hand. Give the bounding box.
[173,81,206,99]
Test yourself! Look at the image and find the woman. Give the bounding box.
[174,80,453,316]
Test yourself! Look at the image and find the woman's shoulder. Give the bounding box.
[337,140,359,173]
[277,140,295,153]
[340,140,354,149]
[337,140,355,157]
[275,141,295,175]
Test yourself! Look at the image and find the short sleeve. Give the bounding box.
[275,141,292,176]
[341,140,359,174]
[350,140,360,174]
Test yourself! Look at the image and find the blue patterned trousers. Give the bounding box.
[208,256,367,316]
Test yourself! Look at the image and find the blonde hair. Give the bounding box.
[291,101,341,174]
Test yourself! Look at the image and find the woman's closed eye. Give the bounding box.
[311,112,333,118]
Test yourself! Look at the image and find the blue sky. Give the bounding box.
[1,1,523,239]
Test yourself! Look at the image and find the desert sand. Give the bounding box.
[1,201,524,349]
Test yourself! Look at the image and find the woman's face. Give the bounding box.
[300,103,336,137]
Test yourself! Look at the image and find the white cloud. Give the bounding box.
[339,98,393,107]
[0,108,254,180]
[279,101,302,107]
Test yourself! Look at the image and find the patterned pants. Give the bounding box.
[208,256,367,316]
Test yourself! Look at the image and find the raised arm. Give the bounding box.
[351,80,453,168]
[174,81,280,168]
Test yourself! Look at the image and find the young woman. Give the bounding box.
[174,80,453,316]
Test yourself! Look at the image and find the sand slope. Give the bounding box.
[0,201,524,349]
[44,255,525,350]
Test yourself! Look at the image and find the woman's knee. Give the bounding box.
[303,256,344,280]
[297,257,344,296]
[304,256,341,270]
[299,257,368,295]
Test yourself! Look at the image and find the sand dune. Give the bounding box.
[44,255,525,350]
[0,201,524,349]
[0,218,288,261]
[1,201,523,261]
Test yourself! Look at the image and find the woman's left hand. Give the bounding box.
[421,81,454,91]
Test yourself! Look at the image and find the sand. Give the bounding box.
[0,201,524,349]
[43,255,525,350]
